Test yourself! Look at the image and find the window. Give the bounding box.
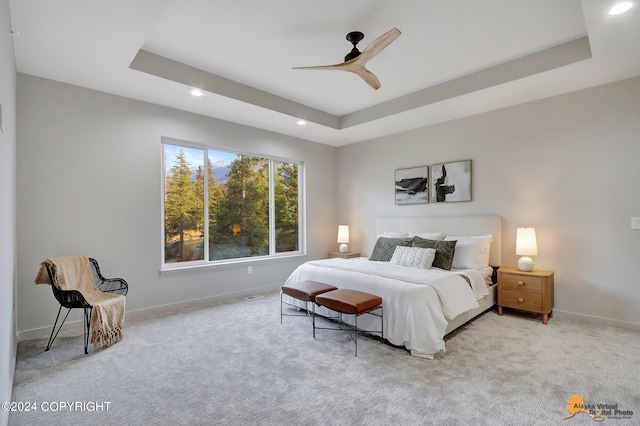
[162,138,303,268]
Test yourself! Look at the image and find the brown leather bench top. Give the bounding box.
[281,280,338,302]
[315,289,382,315]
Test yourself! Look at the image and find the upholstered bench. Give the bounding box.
[281,280,338,337]
[314,289,384,356]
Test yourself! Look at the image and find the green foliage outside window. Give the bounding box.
[163,143,301,265]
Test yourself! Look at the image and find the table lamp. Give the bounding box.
[337,225,350,253]
[516,227,537,272]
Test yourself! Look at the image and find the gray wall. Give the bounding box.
[0,0,17,422]
[337,76,640,330]
[16,74,337,337]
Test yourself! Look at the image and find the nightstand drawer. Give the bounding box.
[500,274,543,294]
[500,289,543,311]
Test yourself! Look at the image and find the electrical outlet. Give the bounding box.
[632,217,640,230]
[247,266,253,274]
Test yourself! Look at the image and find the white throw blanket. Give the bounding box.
[306,258,487,319]
[284,258,489,358]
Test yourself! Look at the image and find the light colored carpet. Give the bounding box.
[9,291,640,425]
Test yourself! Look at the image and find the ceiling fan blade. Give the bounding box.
[358,28,401,63]
[334,58,383,89]
[294,62,382,90]
[292,63,348,71]
[355,67,381,90]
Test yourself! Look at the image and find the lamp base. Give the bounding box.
[339,244,349,253]
[518,256,534,272]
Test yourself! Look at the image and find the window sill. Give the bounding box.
[159,252,308,274]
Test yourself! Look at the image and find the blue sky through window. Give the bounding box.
[164,144,239,170]
[164,144,241,184]
[164,145,202,172]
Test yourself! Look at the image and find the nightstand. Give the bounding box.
[327,251,361,259]
[497,267,554,324]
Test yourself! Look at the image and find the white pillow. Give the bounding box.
[407,231,446,240]
[390,246,436,269]
[444,235,493,269]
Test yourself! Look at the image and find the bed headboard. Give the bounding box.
[376,215,502,266]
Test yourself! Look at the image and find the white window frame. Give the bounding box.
[161,137,306,271]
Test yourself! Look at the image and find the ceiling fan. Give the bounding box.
[293,28,401,90]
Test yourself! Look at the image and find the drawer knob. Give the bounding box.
[517,297,524,303]
[517,280,525,286]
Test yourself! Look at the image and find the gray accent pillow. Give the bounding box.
[369,237,413,262]
[411,237,457,270]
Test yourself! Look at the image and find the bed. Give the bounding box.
[282,215,502,359]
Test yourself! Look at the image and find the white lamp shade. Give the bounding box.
[337,225,350,244]
[337,225,350,253]
[516,228,538,256]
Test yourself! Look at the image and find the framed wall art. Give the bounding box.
[430,160,472,203]
[395,166,429,205]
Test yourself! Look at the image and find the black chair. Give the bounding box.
[45,258,128,354]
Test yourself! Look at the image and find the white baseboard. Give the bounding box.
[553,309,640,332]
[17,283,281,341]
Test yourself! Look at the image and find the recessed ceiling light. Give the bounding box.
[190,89,203,97]
[608,1,634,15]
[296,120,306,126]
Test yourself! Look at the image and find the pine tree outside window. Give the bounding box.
[162,138,304,268]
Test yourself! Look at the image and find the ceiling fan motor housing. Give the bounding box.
[345,31,364,61]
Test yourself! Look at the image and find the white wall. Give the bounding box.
[337,76,640,330]
[0,0,17,423]
[16,74,337,337]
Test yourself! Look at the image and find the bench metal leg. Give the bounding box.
[355,315,358,357]
[314,306,384,356]
[312,302,316,339]
[280,292,315,335]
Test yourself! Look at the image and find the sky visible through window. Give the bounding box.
[164,144,240,183]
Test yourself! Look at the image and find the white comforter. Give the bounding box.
[283,258,489,359]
